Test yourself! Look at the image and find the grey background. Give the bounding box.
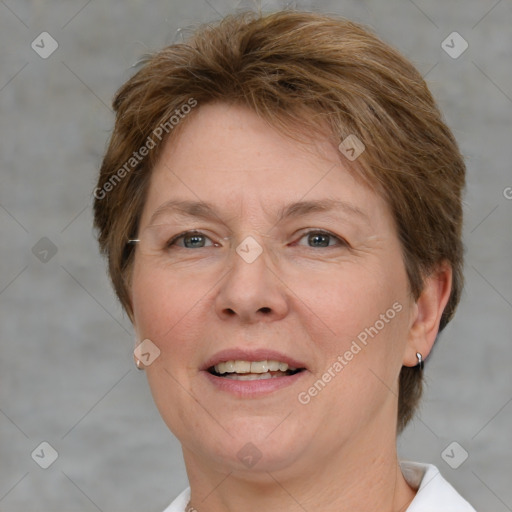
[0,0,511,511]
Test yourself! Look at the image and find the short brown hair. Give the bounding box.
[93,10,465,433]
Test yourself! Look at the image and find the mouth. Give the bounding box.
[201,349,308,394]
[208,359,305,380]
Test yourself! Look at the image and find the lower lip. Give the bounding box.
[202,370,307,397]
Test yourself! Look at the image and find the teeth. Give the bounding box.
[224,373,273,381]
[250,361,268,373]
[234,361,251,373]
[213,359,296,375]
[268,360,280,371]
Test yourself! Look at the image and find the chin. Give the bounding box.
[201,420,310,474]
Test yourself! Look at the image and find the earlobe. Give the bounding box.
[132,320,145,370]
[133,336,146,371]
[404,262,452,367]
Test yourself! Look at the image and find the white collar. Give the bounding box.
[400,461,476,511]
[163,461,476,511]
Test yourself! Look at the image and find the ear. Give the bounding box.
[403,261,452,367]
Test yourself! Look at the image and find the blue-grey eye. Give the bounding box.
[298,230,345,248]
[183,233,207,248]
[307,232,331,247]
[168,231,215,249]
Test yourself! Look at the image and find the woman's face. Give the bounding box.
[131,102,417,474]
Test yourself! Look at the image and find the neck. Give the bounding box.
[182,418,416,512]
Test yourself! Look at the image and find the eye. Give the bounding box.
[167,230,218,249]
[296,230,348,248]
[163,230,346,250]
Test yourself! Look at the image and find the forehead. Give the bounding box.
[140,103,391,229]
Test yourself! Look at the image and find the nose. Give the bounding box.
[214,240,289,324]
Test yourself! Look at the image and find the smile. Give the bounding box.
[209,360,303,380]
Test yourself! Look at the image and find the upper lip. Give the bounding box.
[201,348,307,371]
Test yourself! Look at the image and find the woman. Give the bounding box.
[93,10,475,511]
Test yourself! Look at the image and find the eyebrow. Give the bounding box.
[148,198,369,226]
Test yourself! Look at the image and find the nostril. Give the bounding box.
[258,307,272,314]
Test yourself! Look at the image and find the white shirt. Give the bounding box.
[163,461,476,511]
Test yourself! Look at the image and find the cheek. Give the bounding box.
[131,263,210,343]
[130,266,211,436]
[287,258,413,412]
[285,260,408,342]
[294,277,410,437]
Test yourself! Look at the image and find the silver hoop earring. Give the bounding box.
[135,358,145,371]
[416,352,424,370]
